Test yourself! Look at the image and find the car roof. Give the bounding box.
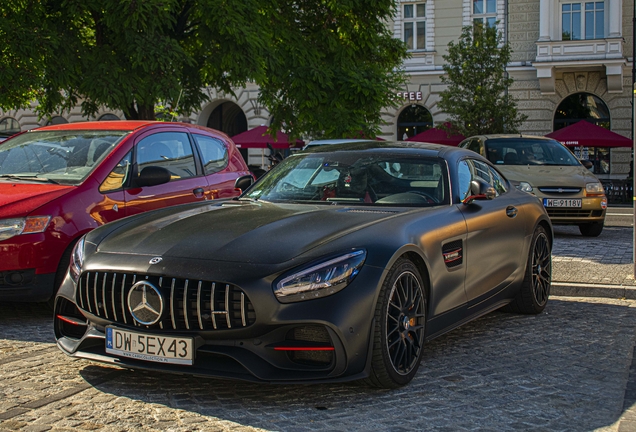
[33,120,159,132]
[468,134,555,142]
[301,140,470,159]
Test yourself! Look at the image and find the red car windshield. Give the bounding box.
[0,130,129,185]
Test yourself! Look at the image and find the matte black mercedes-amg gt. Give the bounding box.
[54,141,553,388]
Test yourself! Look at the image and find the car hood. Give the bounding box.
[0,182,75,218]
[95,201,407,264]
[496,165,597,187]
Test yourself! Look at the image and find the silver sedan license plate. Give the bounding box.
[106,327,194,365]
[543,198,581,208]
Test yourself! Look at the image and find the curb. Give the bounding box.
[552,282,636,299]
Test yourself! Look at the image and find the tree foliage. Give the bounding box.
[438,25,526,137]
[0,0,407,139]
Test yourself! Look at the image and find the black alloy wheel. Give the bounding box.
[531,230,551,307]
[505,225,552,315]
[366,258,427,388]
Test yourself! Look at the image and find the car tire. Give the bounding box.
[365,258,427,388]
[579,222,604,237]
[505,225,551,315]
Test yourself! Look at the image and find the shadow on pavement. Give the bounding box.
[76,298,636,431]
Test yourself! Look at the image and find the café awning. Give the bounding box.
[545,120,632,148]
[231,126,304,149]
[405,126,465,146]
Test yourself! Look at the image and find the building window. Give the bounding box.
[562,2,604,40]
[397,105,433,139]
[473,0,497,29]
[403,3,426,51]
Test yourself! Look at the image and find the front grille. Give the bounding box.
[545,208,592,218]
[538,187,581,194]
[76,272,256,331]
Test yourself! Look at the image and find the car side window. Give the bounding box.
[192,134,229,175]
[488,166,508,195]
[100,151,132,193]
[136,132,196,181]
[466,139,483,156]
[457,160,472,201]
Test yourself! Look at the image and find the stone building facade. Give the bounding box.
[1,0,633,176]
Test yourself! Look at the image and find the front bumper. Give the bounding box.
[53,259,385,383]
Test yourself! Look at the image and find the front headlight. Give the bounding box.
[274,250,366,303]
[69,236,86,283]
[585,182,604,196]
[0,216,51,242]
[517,181,533,193]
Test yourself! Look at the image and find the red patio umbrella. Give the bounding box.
[546,120,632,148]
[231,126,304,149]
[406,127,465,146]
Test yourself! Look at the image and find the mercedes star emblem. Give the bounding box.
[127,281,164,325]
[149,257,162,265]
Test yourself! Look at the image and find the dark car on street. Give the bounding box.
[54,141,552,388]
[0,121,252,303]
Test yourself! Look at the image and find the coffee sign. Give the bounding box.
[397,91,423,101]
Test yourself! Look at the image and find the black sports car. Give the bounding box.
[54,141,552,388]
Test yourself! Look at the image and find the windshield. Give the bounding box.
[485,138,581,166]
[0,130,129,185]
[244,152,449,207]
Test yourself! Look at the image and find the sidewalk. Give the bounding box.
[551,219,635,299]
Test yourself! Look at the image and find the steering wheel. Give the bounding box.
[279,182,302,192]
[406,191,439,204]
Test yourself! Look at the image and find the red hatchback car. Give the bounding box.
[0,121,252,302]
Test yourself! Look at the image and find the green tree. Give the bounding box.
[438,25,526,137]
[0,0,407,139]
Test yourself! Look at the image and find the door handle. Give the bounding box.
[506,206,518,218]
[193,187,205,198]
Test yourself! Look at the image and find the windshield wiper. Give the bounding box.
[0,174,60,184]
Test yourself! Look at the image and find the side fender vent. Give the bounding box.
[442,240,463,268]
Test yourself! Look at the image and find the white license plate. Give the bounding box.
[106,327,193,365]
[543,198,582,208]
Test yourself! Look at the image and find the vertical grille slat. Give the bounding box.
[85,272,93,314]
[211,282,217,330]
[101,274,109,319]
[170,278,176,330]
[183,279,190,330]
[121,274,128,324]
[225,284,231,329]
[197,281,203,330]
[111,273,118,322]
[241,293,246,327]
[93,272,100,316]
[77,272,255,331]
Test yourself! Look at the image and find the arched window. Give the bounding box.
[46,116,69,125]
[0,117,20,137]
[98,114,120,121]
[397,105,433,140]
[554,92,612,176]
[553,93,610,131]
[206,102,247,137]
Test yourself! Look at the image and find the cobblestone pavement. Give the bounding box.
[2,296,636,432]
[552,223,635,287]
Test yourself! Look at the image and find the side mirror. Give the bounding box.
[135,166,171,187]
[234,174,254,192]
[581,159,593,169]
[463,179,496,205]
